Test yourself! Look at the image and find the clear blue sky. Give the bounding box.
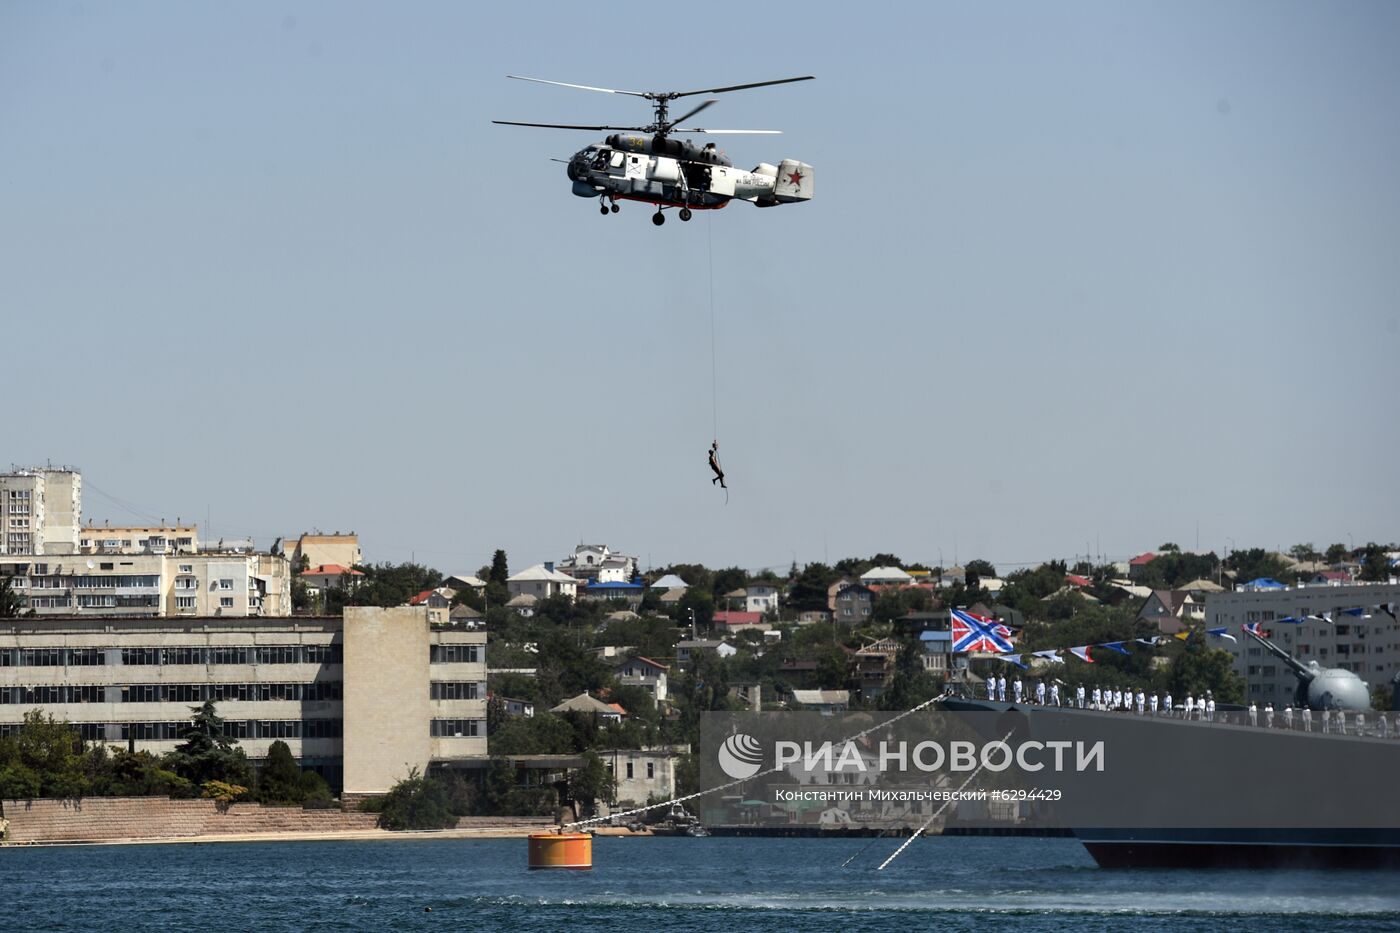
[4,1,1398,574]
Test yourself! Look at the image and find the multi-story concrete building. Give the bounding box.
[1,467,82,556]
[285,533,362,572]
[0,606,486,794]
[0,552,292,618]
[602,745,687,807]
[1203,579,1400,706]
[77,524,199,555]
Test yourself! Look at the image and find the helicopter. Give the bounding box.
[494,75,815,225]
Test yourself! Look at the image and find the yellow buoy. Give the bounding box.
[527,832,593,869]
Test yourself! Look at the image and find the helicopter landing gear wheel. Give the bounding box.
[679,208,693,222]
[610,203,619,214]
[600,205,609,216]
[652,211,665,226]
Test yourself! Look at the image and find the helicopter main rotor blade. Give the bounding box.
[493,120,650,132]
[670,128,783,135]
[505,75,648,98]
[669,76,814,99]
[666,99,717,130]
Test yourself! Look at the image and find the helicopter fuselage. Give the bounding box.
[566,133,813,217]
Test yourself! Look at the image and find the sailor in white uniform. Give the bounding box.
[1265,703,1274,728]
[1149,692,1159,716]
[1163,693,1173,716]
[1135,690,1146,714]
[1035,680,1046,706]
[1303,706,1313,732]
[997,675,1007,702]
[1092,686,1102,710]
[1283,705,1294,730]
[1049,682,1061,707]
[1248,702,1258,727]
[1205,696,1216,722]
[1076,683,1086,709]
[1184,694,1195,719]
[1013,678,1024,704]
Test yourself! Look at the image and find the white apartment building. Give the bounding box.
[0,607,487,794]
[0,467,81,556]
[1204,579,1400,706]
[77,525,199,555]
[0,552,292,618]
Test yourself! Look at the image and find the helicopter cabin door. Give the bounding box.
[624,153,647,182]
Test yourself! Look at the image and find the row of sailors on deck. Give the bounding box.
[984,676,1393,736]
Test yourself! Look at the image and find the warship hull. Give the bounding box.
[940,696,1400,868]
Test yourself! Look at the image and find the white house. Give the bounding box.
[726,583,781,615]
[860,566,913,586]
[556,544,638,584]
[507,563,578,601]
[675,639,738,665]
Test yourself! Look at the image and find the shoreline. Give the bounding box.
[1,824,553,849]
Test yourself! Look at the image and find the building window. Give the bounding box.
[220,597,234,608]
[430,644,481,664]
[626,762,634,779]
[219,579,234,590]
[430,719,482,737]
[647,762,655,779]
[430,681,482,700]
[179,564,193,573]
[176,596,196,610]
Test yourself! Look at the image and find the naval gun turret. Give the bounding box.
[1242,628,1371,711]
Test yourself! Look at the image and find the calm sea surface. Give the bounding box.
[4,835,1399,932]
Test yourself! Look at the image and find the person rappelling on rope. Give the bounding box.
[707,441,727,489]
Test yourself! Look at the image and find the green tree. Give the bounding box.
[1324,543,1350,565]
[568,749,616,811]
[1359,542,1392,582]
[877,638,943,711]
[164,701,254,790]
[377,767,456,830]
[1,574,30,617]
[787,562,837,612]
[1224,548,1292,585]
[964,559,997,579]
[1289,543,1321,564]
[337,562,442,609]
[1160,634,1245,703]
[257,740,304,804]
[7,710,89,798]
[710,567,750,605]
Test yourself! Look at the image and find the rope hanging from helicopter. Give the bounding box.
[707,214,728,505]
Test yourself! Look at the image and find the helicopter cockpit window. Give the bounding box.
[609,151,625,169]
[590,148,609,170]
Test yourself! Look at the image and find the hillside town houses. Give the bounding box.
[4,464,1400,815]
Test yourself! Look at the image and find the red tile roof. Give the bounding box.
[408,589,434,605]
[1129,553,1158,566]
[713,611,764,626]
[1065,574,1093,587]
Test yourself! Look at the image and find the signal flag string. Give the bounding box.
[560,692,950,833]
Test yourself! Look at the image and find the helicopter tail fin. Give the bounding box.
[773,159,813,202]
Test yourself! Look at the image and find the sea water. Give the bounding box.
[4,835,1399,932]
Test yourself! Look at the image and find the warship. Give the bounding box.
[942,630,1400,868]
